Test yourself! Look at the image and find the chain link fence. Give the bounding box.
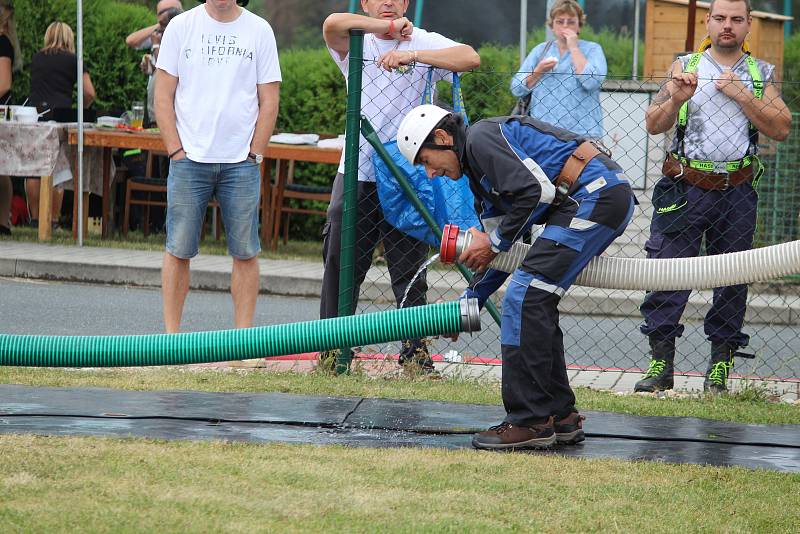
[321,57,800,382]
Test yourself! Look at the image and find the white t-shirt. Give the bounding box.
[328,28,460,181]
[157,5,282,163]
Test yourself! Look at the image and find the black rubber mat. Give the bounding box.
[1,385,798,472]
[0,385,359,425]
[350,397,800,447]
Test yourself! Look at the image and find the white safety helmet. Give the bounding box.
[396,104,452,165]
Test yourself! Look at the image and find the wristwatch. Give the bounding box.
[248,152,264,164]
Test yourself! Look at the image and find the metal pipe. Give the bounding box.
[785,0,793,38]
[414,0,424,26]
[686,0,697,52]
[348,0,358,14]
[77,0,84,247]
[520,0,528,66]
[632,0,641,80]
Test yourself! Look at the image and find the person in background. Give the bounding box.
[126,0,183,48]
[0,0,22,236]
[0,0,19,104]
[635,0,790,394]
[147,6,182,126]
[510,0,607,138]
[26,21,96,229]
[126,0,183,127]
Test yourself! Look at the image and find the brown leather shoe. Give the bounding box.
[471,418,556,450]
[554,412,586,445]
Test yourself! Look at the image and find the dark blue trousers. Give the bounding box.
[467,181,635,426]
[640,180,758,348]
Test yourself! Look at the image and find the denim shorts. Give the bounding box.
[166,158,261,259]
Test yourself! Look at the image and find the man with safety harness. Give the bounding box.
[396,104,635,449]
[636,0,790,394]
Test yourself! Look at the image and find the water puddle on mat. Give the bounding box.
[399,253,439,309]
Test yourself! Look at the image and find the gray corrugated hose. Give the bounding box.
[440,225,800,291]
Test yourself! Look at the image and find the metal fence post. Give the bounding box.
[336,29,364,375]
[785,0,792,38]
[414,0,424,26]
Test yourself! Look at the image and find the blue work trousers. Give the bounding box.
[467,181,635,426]
[639,181,758,347]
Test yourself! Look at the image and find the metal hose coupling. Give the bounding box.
[460,297,481,333]
[440,224,526,273]
[440,223,468,264]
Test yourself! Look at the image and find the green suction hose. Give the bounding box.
[0,299,480,368]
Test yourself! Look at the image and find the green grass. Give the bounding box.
[2,368,798,531]
[1,434,798,533]
[2,367,798,426]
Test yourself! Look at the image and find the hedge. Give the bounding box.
[6,4,799,238]
[9,0,153,113]
[278,28,646,239]
[781,31,800,111]
[275,47,346,241]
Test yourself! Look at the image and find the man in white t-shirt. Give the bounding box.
[155,0,281,333]
[320,0,479,371]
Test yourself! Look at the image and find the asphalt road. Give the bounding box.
[2,278,798,377]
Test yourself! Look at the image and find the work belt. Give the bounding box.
[662,153,755,191]
[553,141,605,204]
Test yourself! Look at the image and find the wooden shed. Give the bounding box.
[644,0,791,79]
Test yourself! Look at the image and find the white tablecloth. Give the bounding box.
[0,122,111,195]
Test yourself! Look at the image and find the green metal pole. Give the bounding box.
[336,29,364,374]
[773,138,781,244]
[414,0,424,26]
[348,0,358,14]
[785,0,792,38]
[360,116,503,328]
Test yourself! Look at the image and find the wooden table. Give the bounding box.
[68,129,165,239]
[68,129,342,244]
